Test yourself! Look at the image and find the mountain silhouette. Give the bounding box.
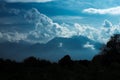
[1,34,120,80]
[0,36,103,61]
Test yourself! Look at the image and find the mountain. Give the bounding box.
[0,36,103,62]
[47,36,103,50]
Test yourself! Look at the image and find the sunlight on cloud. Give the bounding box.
[74,20,120,43]
[24,8,75,43]
[83,6,120,15]
[0,8,76,43]
[0,8,120,44]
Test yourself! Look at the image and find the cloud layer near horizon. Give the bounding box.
[83,6,120,15]
[0,7,120,44]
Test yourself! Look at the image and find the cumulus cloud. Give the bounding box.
[0,32,27,43]
[24,8,76,43]
[0,8,76,43]
[83,42,95,50]
[1,7,120,44]
[4,0,53,3]
[83,6,120,15]
[103,20,112,28]
[74,23,100,42]
[74,20,120,43]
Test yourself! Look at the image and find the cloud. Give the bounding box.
[24,8,76,43]
[74,23,100,42]
[58,42,63,48]
[51,16,83,22]
[0,32,27,43]
[1,7,120,44]
[0,8,76,43]
[83,42,95,50]
[83,6,120,15]
[74,20,120,43]
[103,20,112,28]
[4,0,53,3]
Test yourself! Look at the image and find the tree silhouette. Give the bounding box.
[0,58,4,63]
[23,56,51,67]
[23,56,39,64]
[92,34,120,65]
[1,34,120,80]
[58,55,73,66]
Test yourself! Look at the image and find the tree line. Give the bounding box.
[1,34,120,80]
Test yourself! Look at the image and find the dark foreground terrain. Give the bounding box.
[1,34,120,80]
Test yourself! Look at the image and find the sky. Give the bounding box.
[0,0,120,61]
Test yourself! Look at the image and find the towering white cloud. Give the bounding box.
[0,8,76,43]
[24,8,76,43]
[1,7,120,44]
[83,6,120,15]
[74,20,120,43]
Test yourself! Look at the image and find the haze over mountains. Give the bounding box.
[0,1,120,61]
[0,36,102,61]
